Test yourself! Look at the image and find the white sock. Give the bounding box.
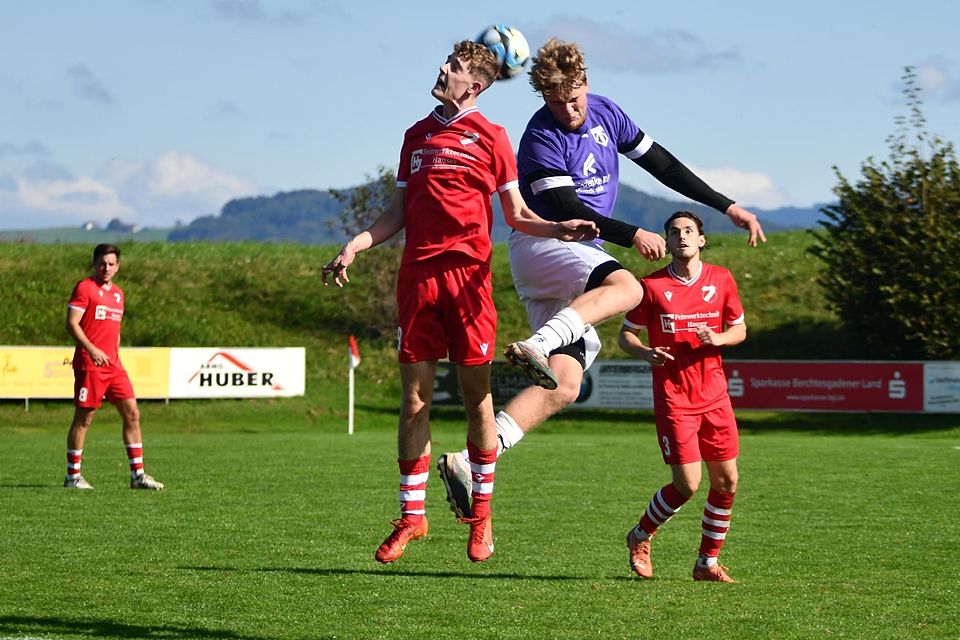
[697,555,718,568]
[462,411,526,460]
[494,411,525,456]
[529,307,586,354]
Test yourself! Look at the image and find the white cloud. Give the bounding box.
[915,59,960,103]
[0,151,257,230]
[529,16,738,75]
[98,151,258,227]
[635,165,790,210]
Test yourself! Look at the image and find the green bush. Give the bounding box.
[811,67,960,359]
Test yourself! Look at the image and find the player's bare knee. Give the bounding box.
[674,477,700,497]
[552,375,581,408]
[605,273,643,314]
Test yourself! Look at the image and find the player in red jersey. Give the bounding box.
[619,211,745,582]
[64,244,164,491]
[321,40,597,564]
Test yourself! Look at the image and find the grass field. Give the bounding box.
[2,237,958,638]
[1,404,959,640]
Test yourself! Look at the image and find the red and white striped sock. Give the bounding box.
[398,455,430,523]
[698,488,735,563]
[466,441,496,519]
[126,443,144,479]
[635,483,690,539]
[66,448,83,479]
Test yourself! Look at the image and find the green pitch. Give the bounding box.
[1,405,958,639]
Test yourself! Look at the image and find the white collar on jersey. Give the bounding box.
[431,105,479,126]
[667,262,702,286]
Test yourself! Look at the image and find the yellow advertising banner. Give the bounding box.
[0,346,170,399]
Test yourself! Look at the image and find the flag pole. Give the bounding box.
[348,364,355,435]
[347,335,360,435]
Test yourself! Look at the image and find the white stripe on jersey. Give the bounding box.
[623,133,654,160]
[530,175,575,195]
[430,105,479,126]
[497,179,519,193]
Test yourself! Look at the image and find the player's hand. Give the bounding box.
[89,346,110,367]
[554,219,599,242]
[646,346,673,367]
[632,228,667,261]
[321,245,356,288]
[725,204,767,247]
[696,327,722,346]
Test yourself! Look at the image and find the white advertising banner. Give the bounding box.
[168,348,305,398]
[923,361,960,413]
[572,360,654,409]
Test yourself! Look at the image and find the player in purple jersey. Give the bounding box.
[437,38,765,521]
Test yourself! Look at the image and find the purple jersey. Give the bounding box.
[517,93,652,219]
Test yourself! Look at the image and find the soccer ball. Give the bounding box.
[476,24,530,80]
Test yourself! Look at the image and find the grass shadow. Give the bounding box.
[181,565,607,582]
[0,615,270,640]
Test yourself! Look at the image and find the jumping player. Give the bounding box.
[437,38,763,520]
[64,243,164,490]
[321,40,596,564]
[620,211,746,582]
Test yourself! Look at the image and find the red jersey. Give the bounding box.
[397,106,519,265]
[67,277,125,371]
[624,262,744,413]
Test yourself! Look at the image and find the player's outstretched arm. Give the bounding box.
[322,188,406,288]
[634,141,766,247]
[724,204,766,247]
[498,187,598,241]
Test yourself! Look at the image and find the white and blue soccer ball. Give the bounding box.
[476,24,530,80]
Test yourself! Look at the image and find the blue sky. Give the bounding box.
[1,0,958,229]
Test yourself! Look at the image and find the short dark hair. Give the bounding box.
[663,211,704,235]
[92,243,120,264]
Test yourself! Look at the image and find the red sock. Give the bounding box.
[66,449,82,479]
[638,483,690,537]
[398,456,430,522]
[466,441,496,519]
[699,488,736,557]
[126,443,144,479]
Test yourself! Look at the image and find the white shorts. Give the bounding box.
[508,233,619,370]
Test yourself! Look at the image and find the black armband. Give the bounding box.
[634,141,735,213]
[537,185,639,247]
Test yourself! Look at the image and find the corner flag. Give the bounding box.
[347,335,360,435]
[348,335,361,369]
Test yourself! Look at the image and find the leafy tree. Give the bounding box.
[327,166,402,338]
[811,67,960,359]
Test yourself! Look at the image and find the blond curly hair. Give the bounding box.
[453,40,500,91]
[528,38,587,97]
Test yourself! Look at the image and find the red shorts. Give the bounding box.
[654,401,739,465]
[73,366,135,409]
[396,253,496,365]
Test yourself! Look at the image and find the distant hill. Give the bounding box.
[1,185,828,244]
[167,189,343,243]
[168,184,826,244]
